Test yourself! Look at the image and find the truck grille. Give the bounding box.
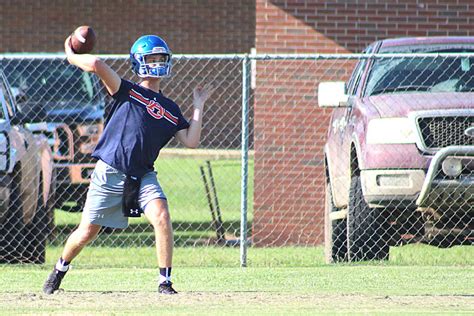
[417,116,474,150]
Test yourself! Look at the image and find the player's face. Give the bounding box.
[145,54,168,64]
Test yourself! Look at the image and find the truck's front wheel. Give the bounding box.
[324,181,347,263]
[347,174,389,261]
[0,168,25,263]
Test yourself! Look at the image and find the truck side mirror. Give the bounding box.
[318,81,348,108]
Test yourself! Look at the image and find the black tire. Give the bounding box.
[23,175,52,264]
[347,174,389,261]
[324,181,347,263]
[0,168,26,263]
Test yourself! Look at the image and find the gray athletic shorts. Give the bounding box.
[83,159,167,229]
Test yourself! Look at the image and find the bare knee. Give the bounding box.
[151,208,171,228]
[74,224,100,246]
[146,200,171,228]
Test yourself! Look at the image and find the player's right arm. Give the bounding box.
[64,36,121,96]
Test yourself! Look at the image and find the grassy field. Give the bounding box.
[0,246,473,315]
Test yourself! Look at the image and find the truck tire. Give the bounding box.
[347,174,389,261]
[0,168,25,263]
[324,181,347,263]
[23,175,51,264]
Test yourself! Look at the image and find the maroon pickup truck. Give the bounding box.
[319,37,474,262]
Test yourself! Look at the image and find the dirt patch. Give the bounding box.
[1,292,473,315]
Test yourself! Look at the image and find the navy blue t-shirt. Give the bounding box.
[92,79,190,177]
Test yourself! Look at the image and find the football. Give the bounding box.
[70,26,96,54]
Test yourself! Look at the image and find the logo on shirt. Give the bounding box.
[129,89,179,125]
[146,100,165,119]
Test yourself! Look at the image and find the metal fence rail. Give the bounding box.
[0,53,472,267]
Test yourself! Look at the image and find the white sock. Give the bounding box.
[55,257,70,272]
[159,267,172,284]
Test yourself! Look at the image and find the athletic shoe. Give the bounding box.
[43,269,67,294]
[158,282,178,294]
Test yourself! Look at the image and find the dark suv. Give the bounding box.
[319,37,474,263]
[0,65,55,263]
[2,56,105,210]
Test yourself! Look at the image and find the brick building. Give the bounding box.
[1,0,471,246]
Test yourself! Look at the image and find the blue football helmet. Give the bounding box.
[130,35,172,78]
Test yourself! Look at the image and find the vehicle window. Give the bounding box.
[346,45,375,96]
[365,50,474,96]
[346,60,366,96]
[0,78,12,120]
[4,59,101,110]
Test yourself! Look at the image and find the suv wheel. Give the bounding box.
[324,180,347,263]
[23,174,52,264]
[0,167,25,263]
[347,174,389,261]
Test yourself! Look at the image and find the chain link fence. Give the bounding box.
[0,54,472,267]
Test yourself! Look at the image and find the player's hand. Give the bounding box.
[64,36,75,56]
[193,83,216,109]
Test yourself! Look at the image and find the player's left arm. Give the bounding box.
[175,83,215,148]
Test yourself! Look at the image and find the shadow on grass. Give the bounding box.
[49,220,250,248]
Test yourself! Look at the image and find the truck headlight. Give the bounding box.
[367,118,416,144]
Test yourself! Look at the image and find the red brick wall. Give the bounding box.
[0,0,255,54]
[253,0,473,246]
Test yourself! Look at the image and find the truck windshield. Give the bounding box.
[365,51,474,96]
[3,59,102,109]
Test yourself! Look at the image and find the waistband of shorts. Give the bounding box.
[96,160,157,178]
[96,159,122,174]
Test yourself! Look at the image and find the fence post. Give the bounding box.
[240,55,251,267]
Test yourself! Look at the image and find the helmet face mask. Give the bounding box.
[130,36,172,78]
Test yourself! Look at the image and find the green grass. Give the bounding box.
[156,157,254,223]
[39,245,474,268]
[1,264,472,295]
[0,249,473,315]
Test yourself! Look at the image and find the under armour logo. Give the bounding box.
[130,209,140,215]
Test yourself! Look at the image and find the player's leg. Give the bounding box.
[139,171,176,294]
[43,216,101,295]
[43,160,127,294]
[61,219,102,262]
[144,198,177,294]
[144,198,173,266]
